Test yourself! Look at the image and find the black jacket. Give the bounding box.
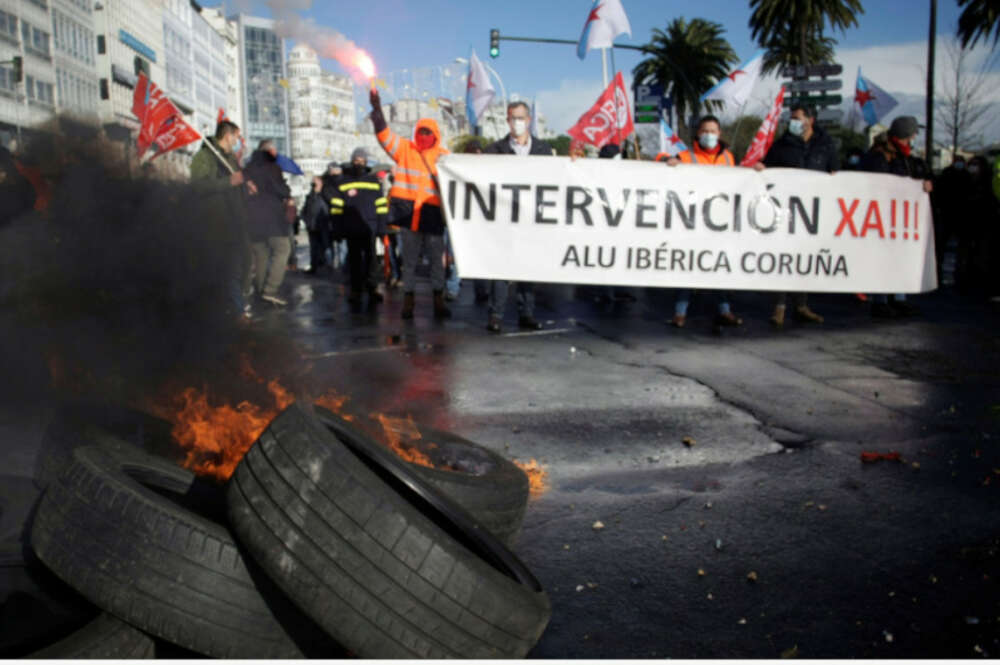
[484,134,555,156]
[301,189,329,233]
[860,134,929,180]
[0,147,35,226]
[243,150,291,241]
[763,125,840,173]
[328,166,387,237]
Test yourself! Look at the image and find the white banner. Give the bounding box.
[438,155,937,293]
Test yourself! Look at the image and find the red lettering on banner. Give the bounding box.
[903,200,910,240]
[890,199,897,239]
[860,200,885,238]
[835,198,860,237]
[914,201,919,241]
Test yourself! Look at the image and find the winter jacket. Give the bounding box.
[301,189,329,233]
[484,134,555,156]
[242,149,291,241]
[0,147,36,225]
[763,125,840,173]
[676,141,735,166]
[860,133,929,180]
[328,166,387,237]
[372,104,448,234]
[189,138,246,244]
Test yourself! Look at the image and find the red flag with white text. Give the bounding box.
[740,86,786,167]
[150,115,201,158]
[132,71,202,158]
[567,71,634,149]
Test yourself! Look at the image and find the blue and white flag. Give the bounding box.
[577,0,631,60]
[465,50,496,129]
[658,118,687,157]
[700,50,765,109]
[855,68,898,126]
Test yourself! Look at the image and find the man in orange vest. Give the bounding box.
[370,88,451,320]
[664,115,742,331]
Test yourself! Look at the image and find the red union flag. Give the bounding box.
[150,115,201,158]
[567,72,634,148]
[133,71,201,158]
[740,86,786,167]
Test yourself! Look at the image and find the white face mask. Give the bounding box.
[698,133,718,150]
[511,119,528,137]
[789,119,805,137]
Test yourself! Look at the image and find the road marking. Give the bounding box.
[501,327,574,338]
[304,346,402,359]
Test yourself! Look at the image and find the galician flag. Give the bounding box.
[658,118,687,156]
[577,0,632,60]
[465,50,496,129]
[855,67,898,126]
[700,50,765,108]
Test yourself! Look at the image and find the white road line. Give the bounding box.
[500,327,574,338]
[304,346,402,359]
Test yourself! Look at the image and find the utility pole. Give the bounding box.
[926,0,937,166]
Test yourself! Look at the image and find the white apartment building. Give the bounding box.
[51,0,98,119]
[200,4,241,137]
[0,0,59,141]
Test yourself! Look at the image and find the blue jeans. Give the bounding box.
[674,289,731,316]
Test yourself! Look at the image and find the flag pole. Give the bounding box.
[203,136,236,174]
[601,48,609,87]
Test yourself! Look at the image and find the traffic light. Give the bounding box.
[11,56,22,83]
[489,29,500,58]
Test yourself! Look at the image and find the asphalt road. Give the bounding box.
[2,246,999,658]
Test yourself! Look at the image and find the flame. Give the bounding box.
[514,459,548,497]
[369,413,434,468]
[355,50,376,80]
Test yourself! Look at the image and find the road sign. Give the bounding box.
[783,94,843,108]
[781,63,843,78]
[817,108,842,122]
[634,83,669,124]
[785,79,843,93]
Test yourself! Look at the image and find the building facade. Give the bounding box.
[200,5,241,138]
[233,14,289,155]
[0,0,60,141]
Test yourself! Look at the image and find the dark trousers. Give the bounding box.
[347,232,378,293]
[308,224,331,270]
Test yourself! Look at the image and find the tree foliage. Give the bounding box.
[957,0,1000,49]
[632,18,738,132]
[749,0,863,73]
[549,135,573,156]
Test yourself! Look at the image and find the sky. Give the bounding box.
[221,1,998,140]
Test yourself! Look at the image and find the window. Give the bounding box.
[97,34,105,54]
[0,67,12,92]
[0,10,16,41]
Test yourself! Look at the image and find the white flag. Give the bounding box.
[701,50,765,108]
[577,0,632,60]
[658,118,687,157]
[465,50,496,128]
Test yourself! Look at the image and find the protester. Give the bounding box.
[0,145,36,226]
[665,115,742,330]
[370,88,451,320]
[843,148,864,170]
[301,175,331,275]
[482,101,554,333]
[243,139,293,307]
[189,120,252,319]
[329,147,387,308]
[933,154,974,286]
[758,104,837,327]
[860,115,932,317]
[961,155,999,297]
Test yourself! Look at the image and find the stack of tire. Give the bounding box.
[18,401,550,658]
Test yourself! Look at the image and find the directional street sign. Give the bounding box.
[783,94,843,108]
[785,79,843,93]
[781,63,843,78]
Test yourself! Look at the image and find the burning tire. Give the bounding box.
[316,407,529,546]
[227,403,551,658]
[29,442,305,658]
[33,403,177,491]
[29,613,155,659]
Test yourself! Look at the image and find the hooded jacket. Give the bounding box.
[676,140,735,166]
[242,149,291,241]
[373,113,448,234]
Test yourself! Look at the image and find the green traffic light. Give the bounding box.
[490,47,499,58]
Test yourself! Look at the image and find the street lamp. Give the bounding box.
[455,56,508,138]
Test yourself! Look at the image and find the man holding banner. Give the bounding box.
[482,101,554,333]
[760,104,839,327]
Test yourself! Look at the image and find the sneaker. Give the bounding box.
[518,315,542,330]
[670,314,686,328]
[871,302,896,318]
[714,312,743,327]
[260,293,288,307]
[793,305,824,323]
[769,305,786,328]
[486,315,502,333]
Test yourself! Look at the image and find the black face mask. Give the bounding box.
[348,163,364,176]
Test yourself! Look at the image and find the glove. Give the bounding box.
[369,87,381,110]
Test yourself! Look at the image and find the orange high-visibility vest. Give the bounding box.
[676,142,735,167]
[376,117,449,231]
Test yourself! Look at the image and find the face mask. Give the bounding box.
[698,133,718,150]
[415,133,436,151]
[789,119,804,137]
[511,119,529,137]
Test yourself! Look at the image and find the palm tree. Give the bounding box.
[957,0,1000,49]
[632,18,738,133]
[749,0,863,73]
